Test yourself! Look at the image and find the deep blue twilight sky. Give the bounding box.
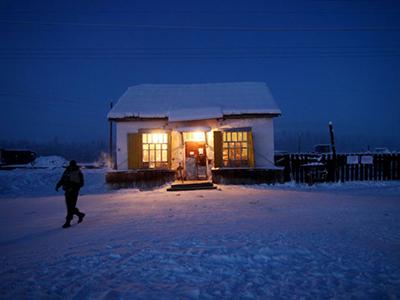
[0,0,399,151]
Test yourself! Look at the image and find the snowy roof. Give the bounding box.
[108,82,281,121]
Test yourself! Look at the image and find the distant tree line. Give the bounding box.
[275,130,399,153]
[0,138,108,162]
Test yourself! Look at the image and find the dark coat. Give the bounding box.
[56,166,84,193]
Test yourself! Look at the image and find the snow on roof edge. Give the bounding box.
[107,110,281,120]
[108,82,281,121]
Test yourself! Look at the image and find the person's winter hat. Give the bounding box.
[69,160,78,167]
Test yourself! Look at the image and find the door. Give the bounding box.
[185,142,207,180]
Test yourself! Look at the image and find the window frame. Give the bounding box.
[222,128,251,167]
[141,131,169,169]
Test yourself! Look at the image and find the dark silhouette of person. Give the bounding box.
[56,160,85,228]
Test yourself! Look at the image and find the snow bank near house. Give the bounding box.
[251,180,400,196]
[32,155,69,169]
[1,164,400,199]
[0,168,109,198]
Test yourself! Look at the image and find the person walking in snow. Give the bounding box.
[56,160,85,228]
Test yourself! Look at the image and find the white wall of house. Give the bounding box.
[115,117,275,170]
[116,120,167,170]
[219,118,275,168]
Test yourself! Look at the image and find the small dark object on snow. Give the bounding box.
[56,160,85,228]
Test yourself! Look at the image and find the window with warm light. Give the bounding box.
[223,131,249,167]
[183,131,206,142]
[142,133,168,168]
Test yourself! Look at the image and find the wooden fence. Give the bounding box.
[275,153,400,184]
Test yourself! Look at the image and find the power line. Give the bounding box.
[0,52,399,60]
[3,45,400,48]
[1,56,399,61]
[0,91,87,104]
[1,9,399,16]
[0,92,108,115]
[1,47,399,52]
[0,47,399,58]
[1,20,399,32]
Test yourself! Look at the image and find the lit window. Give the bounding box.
[142,133,168,168]
[222,131,249,167]
[183,131,206,142]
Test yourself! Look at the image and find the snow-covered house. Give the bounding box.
[107,82,282,187]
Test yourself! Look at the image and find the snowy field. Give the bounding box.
[1,167,400,299]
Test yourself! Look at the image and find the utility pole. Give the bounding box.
[329,121,337,181]
[109,101,113,168]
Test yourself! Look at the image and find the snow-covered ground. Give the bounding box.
[1,166,400,299]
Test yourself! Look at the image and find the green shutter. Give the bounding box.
[248,131,255,168]
[127,133,142,169]
[213,131,223,168]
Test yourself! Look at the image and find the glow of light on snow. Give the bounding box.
[1,165,400,299]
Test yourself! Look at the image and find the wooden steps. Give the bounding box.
[167,181,217,191]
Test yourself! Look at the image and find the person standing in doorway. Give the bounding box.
[56,160,85,228]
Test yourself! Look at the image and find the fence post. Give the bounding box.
[397,154,400,179]
[340,155,345,182]
[377,154,383,180]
